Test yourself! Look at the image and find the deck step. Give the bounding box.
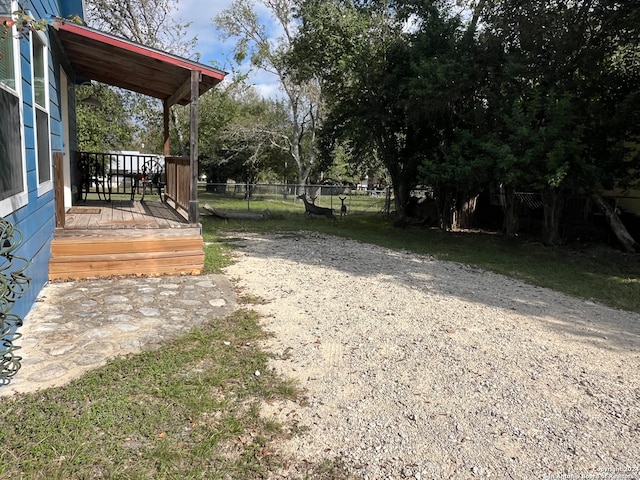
[49,233,204,280]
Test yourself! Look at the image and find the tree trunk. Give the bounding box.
[203,203,270,220]
[393,181,412,216]
[591,194,639,253]
[435,184,454,231]
[455,190,479,229]
[541,187,564,245]
[385,156,411,217]
[291,100,312,188]
[501,184,519,237]
[170,108,187,156]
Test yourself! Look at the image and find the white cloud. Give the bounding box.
[247,67,283,100]
[175,0,232,67]
[220,59,283,101]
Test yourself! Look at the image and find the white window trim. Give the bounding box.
[32,25,53,196]
[0,12,28,217]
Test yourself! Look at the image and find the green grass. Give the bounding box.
[0,310,309,479]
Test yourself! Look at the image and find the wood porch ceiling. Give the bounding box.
[53,20,226,106]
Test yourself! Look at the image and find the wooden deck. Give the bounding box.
[61,198,190,230]
[50,198,204,280]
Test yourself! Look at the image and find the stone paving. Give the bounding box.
[0,274,236,397]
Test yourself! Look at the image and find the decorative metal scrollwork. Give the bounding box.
[0,217,31,382]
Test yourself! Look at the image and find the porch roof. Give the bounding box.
[53,20,226,106]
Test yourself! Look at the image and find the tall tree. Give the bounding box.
[174,77,293,185]
[76,84,134,152]
[399,0,491,229]
[215,0,322,189]
[482,0,640,245]
[292,0,418,213]
[293,0,483,222]
[84,0,197,55]
[293,0,639,241]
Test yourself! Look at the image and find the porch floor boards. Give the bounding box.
[61,198,190,231]
[50,198,205,280]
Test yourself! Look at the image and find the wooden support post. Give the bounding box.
[188,69,201,225]
[53,152,65,228]
[163,99,170,156]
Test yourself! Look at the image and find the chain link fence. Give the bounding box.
[202,182,393,216]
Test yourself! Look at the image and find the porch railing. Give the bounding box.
[76,151,165,201]
[75,152,194,223]
[164,156,190,214]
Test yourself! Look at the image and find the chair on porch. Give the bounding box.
[76,153,166,203]
[77,153,108,202]
[140,157,166,200]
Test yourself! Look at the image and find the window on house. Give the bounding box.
[33,33,45,107]
[0,86,22,202]
[0,7,24,204]
[32,32,50,186]
[0,12,16,90]
[0,0,11,18]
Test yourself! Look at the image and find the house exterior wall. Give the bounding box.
[1,0,78,320]
[58,0,84,19]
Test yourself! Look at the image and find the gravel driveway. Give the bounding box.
[223,231,640,480]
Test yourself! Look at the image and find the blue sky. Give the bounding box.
[175,0,282,99]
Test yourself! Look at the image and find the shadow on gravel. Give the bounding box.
[229,232,640,353]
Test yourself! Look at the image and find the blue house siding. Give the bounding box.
[58,0,84,20]
[3,0,75,321]
[48,63,62,151]
[8,196,54,320]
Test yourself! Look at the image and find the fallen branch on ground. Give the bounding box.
[203,204,271,220]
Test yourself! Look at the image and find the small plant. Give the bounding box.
[238,293,268,305]
[1,3,50,39]
[1,2,84,46]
